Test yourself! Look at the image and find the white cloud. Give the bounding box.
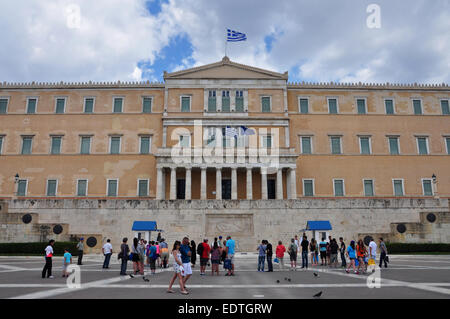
[0,0,449,83]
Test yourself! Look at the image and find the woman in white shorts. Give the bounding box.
[167,240,188,295]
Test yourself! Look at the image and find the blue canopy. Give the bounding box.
[132,221,157,231]
[306,221,332,231]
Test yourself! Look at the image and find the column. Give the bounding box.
[261,167,268,200]
[276,168,283,199]
[231,167,237,200]
[200,167,207,199]
[185,167,192,200]
[216,168,222,200]
[156,167,163,200]
[169,167,176,200]
[246,167,253,200]
[286,169,291,199]
[290,168,297,199]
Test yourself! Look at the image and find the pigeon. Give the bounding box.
[129,274,134,278]
[284,277,288,281]
[143,276,149,282]
[276,280,280,283]
[287,278,291,282]
[313,291,322,298]
[313,272,319,277]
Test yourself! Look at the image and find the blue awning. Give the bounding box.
[132,221,157,231]
[306,221,332,231]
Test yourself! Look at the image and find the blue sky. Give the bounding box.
[0,0,449,84]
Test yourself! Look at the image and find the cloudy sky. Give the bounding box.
[0,0,449,83]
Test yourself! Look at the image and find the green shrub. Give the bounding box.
[386,243,450,254]
[0,242,78,256]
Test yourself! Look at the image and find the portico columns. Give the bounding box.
[169,167,177,200]
[261,167,268,200]
[246,167,253,200]
[231,167,237,200]
[276,168,283,199]
[289,168,297,199]
[185,167,192,200]
[216,168,222,200]
[156,167,163,200]
[200,167,207,199]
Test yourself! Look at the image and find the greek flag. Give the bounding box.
[240,126,255,136]
[225,126,238,137]
[227,29,247,42]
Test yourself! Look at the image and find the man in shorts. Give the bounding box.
[200,239,211,275]
[225,236,236,276]
[159,238,169,268]
[288,238,297,270]
[180,237,193,287]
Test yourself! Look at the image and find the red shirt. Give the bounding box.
[201,242,211,259]
[276,245,286,258]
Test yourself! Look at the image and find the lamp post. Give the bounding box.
[432,173,439,199]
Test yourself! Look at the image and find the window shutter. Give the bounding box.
[331,137,341,154]
[17,180,27,196]
[304,180,313,196]
[47,180,57,196]
[181,97,190,112]
[334,180,344,196]
[110,137,120,154]
[423,180,432,196]
[417,138,428,154]
[51,137,61,154]
[22,137,32,154]
[0,99,7,114]
[360,137,370,154]
[301,137,311,154]
[138,180,148,196]
[261,97,271,112]
[143,98,152,113]
[108,180,117,196]
[81,137,90,154]
[114,98,123,113]
[441,100,450,115]
[56,99,65,113]
[140,137,150,154]
[84,98,94,113]
[328,99,337,114]
[394,180,403,196]
[364,180,374,196]
[357,99,366,114]
[413,100,422,115]
[385,99,394,114]
[299,99,308,114]
[77,180,87,196]
[389,138,399,155]
[27,99,37,114]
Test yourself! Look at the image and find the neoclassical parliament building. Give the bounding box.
[0,57,449,250]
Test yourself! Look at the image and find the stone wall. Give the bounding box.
[1,198,449,252]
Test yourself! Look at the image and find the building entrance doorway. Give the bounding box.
[176,179,185,199]
[268,179,276,199]
[222,179,231,199]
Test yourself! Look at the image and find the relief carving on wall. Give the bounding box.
[205,213,254,237]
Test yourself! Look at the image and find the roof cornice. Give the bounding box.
[287,81,449,91]
[0,80,165,90]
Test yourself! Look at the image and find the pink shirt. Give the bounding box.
[156,245,160,254]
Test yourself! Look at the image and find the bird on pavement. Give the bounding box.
[129,274,134,278]
[276,280,280,283]
[313,291,322,298]
[313,272,319,277]
[143,276,149,282]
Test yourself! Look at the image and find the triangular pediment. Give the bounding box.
[164,57,288,80]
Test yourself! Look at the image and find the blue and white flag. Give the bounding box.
[225,126,238,137]
[240,126,255,136]
[227,29,247,42]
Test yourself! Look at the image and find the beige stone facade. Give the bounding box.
[0,57,449,250]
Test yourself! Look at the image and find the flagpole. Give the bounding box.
[225,28,228,57]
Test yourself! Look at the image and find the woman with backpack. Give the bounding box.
[131,238,141,275]
[167,240,188,295]
[190,240,196,268]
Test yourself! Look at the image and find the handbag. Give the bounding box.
[128,253,134,261]
[368,258,375,266]
[274,257,279,263]
[224,258,232,270]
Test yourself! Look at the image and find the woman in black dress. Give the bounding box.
[190,240,197,267]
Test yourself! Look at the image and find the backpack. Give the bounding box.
[197,243,204,256]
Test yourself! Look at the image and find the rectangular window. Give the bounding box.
[113,98,123,113]
[0,136,3,155]
[208,91,216,112]
[359,137,371,154]
[140,136,151,154]
[179,135,190,147]
[334,179,344,196]
[357,99,366,114]
[388,137,400,155]
[385,99,394,114]
[80,136,91,154]
[235,91,244,112]
[417,137,428,155]
[261,96,271,113]
[181,96,191,112]
[0,98,8,114]
[446,137,450,155]
[301,136,312,154]
[55,98,66,114]
[205,128,216,147]
[441,100,450,115]
[222,91,230,112]
[46,180,57,196]
[303,179,314,196]
[17,180,27,196]
[330,136,341,154]
[77,180,88,196]
[27,98,37,114]
[393,179,404,196]
[51,136,62,155]
[364,180,374,196]
[328,98,338,114]
[110,137,121,154]
[262,135,272,148]
[142,97,152,113]
[138,180,149,197]
[413,99,422,115]
[84,98,94,113]
[299,98,309,114]
[422,179,433,196]
[107,180,118,197]
[21,137,33,154]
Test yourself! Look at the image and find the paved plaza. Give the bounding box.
[0,254,449,299]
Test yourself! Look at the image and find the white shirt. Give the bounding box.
[103,243,112,254]
[45,245,53,257]
[369,241,377,257]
